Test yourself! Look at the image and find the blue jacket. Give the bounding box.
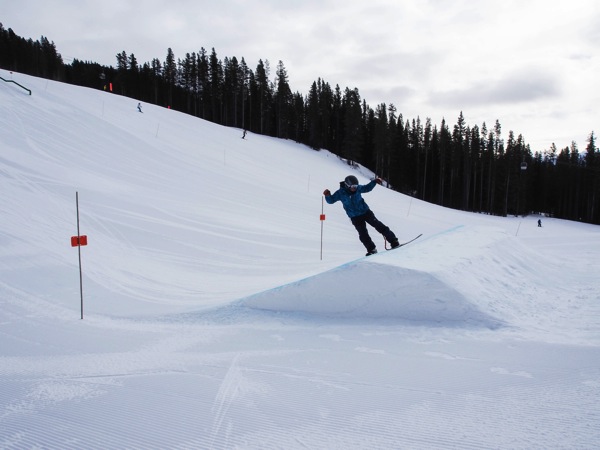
[326,179,377,218]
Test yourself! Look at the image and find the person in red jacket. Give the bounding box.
[324,175,399,255]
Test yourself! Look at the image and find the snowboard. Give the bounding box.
[387,233,422,250]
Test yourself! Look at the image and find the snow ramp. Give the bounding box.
[241,225,556,328]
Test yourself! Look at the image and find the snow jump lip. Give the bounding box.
[239,258,503,328]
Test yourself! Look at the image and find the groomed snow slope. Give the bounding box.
[1,71,600,449]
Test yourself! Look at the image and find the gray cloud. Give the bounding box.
[430,70,562,109]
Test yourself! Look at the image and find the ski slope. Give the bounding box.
[1,70,599,449]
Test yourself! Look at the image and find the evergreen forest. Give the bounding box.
[1,23,598,224]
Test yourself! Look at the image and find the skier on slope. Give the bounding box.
[324,175,400,255]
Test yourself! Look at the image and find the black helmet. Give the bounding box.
[344,175,359,189]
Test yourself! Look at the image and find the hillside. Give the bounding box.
[1,71,599,449]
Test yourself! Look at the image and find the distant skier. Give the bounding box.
[324,175,399,255]
[137,102,143,113]
[538,219,542,227]
[242,129,247,139]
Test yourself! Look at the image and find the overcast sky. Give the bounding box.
[3,0,599,152]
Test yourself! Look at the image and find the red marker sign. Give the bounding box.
[71,235,88,247]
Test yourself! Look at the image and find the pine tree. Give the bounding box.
[239,57,250,131]
[274,60,292,139]
[208,48,223,123]
[306,81,321,149]
[373,103,389,177]
[223,56,239,126]
[39,36,63,80]
[254,59,272,135]
[470,125,481,212]
[163,48,177,107]
[438,119,451,206]
[150,58,162,104]
[584,132,599,222]
[197,48,209,119]
[421,118,433,201]
[341,87,363,165]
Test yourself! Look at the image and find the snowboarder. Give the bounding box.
[538,219,542,227]
[324,175,400,255]
[137,102,143,113]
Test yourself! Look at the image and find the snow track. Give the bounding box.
[2,333,598,449]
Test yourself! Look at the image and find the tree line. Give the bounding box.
[1,23,598,224]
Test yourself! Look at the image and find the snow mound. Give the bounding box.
[241,258,501,327]
[241,225,555,328]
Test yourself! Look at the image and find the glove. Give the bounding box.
[323,189,331,196]
[375,177,383,185]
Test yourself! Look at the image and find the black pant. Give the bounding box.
[350,210,397,252]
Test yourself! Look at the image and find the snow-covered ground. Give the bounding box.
[1,71,599,449]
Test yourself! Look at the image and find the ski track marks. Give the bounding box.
[1,307,600,448]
